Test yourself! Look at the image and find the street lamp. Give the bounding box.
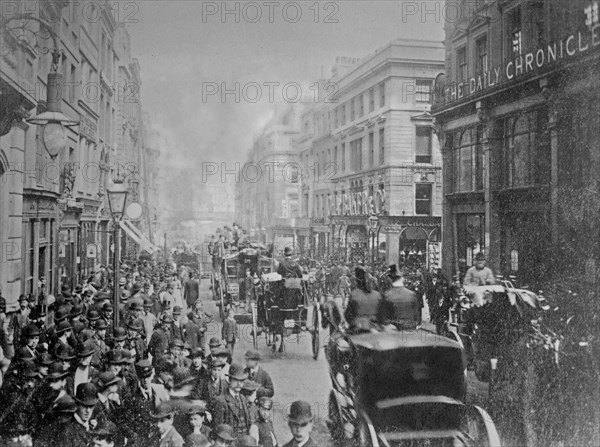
[0,13,80,156]
[368,214,379,268]
[107,181,128,329]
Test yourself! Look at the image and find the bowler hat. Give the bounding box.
[23,323,41,338]
[113,327,127,342]
[173,306,182,315]
[129,301,143,311]
[87,310,100,321]
[54,308,69,322]
[284,246,293,256]
[76,340,96,357]
[119,277,127,286]
[143,297,153,307]
[226,363,248,381]
[95,318,108,330]
[105,349,126,364]
[94,292,111,301]
[36,352,54,366]
[47,362,68,380]
[475,252,486,261]
[170,339,184,349]
[121,290,131,301]
[135,358,154,378]
[131,284,142,295]
[102,302,114,312]
[69,304,83,318]
[209,356,226,368]
[287,400,314,425]
[189,347,204,359]
[173,367,197,389]
[150,402,174,419]
[208,337,221,348]
[52,394,76,413]
[245,349,260,361]
[56,345,76,361]
[121,350,135,364]
[74,382,99,406]
[258,396,273,410]
[212,347,230,358]
[22,360,39,378]
[212,424,235,442]
[127,319,143,332]
[97,371,120,389]
[19,295,29,303]
[161,313,173,323]
[238,435,260,447]
[74,285,83,294]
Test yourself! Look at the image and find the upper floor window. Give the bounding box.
[369,132,374,167]
[452,126,485,193]
[341,143,346,172]
[341,104,346,126]
[359,93,364,117]
[416,80,433,103]
[369,88,375,112]
[585,1,599,27]
[415,127,432,164]
[333,108,338,128]
[350,98,355,121]
[506,6,522,57]
[379,128,385,165]
[379,83,385,107]
[415,184,432,215]
[475,35,488,74]
[457,46,467,83]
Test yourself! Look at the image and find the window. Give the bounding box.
[456,214,485,267]
[359,93,364,117]
[350,98,355,121]
[369,132,374,167]
[369,88,375,112]
[334,108,338,128]
[457,46,467,82]
[530,2,545,47]
[70,64,76,102]
[341,142,346,172]
[452,126,485,192]
[334,146,338,170]
[415,184,432,215]
[503,108,550,187]
[415,127,432,163]
[351,138,363,172]
[379,128,385,164]
[416,80,433,103]
[506,6,522,57]
[475,35,488,74]
[379,83,385,107]
[585,1,599,27]
[341,103,346,126]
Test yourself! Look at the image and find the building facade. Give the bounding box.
[294,42,445,267]
[432,0,600,289]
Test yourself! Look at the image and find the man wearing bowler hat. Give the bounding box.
[63,382,100,446]
[149,313,173,365]
[283,401,316,447]
[213,363,251,439]
[244,349,274,398]
[210,424,236,447]
[463,252,496,286]
[151,402,185,447]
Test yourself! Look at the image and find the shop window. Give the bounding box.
[457,214,485,267]
[415,127,432,163]
[456,46,467,83]
[503,108,550,188]
[416,80,433,103]
[510,250,519,272]
[452,126,484,193]
[415,184,432,215]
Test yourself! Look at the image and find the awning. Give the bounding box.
[119,220,159,254]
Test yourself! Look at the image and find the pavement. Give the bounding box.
[197,283,491,447]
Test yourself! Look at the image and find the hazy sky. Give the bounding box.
[124,1,445,169]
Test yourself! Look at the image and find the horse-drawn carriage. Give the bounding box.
[325,328,502,446]
[210,246,321,359]
[445,278,549,383]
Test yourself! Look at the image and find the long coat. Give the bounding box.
[148,327,170,363]
[183,279,200,308]
[213,391,251,437]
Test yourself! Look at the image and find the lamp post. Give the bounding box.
[107,181,128,329]
[368,214,379,269]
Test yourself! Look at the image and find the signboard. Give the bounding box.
[86,244,97,259]
[79,112,98,142]
[441,25,600,105]
[330,189,386,217]
[427,242,441,270]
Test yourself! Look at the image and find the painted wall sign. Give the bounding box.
[329,189,385,217]
[441,25,600,105]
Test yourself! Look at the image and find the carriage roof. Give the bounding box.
[350,330,463,352]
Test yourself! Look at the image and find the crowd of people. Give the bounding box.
[0,257,321,447]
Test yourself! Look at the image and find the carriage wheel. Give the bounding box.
[250,303,258,349]
[312,303,320,360]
